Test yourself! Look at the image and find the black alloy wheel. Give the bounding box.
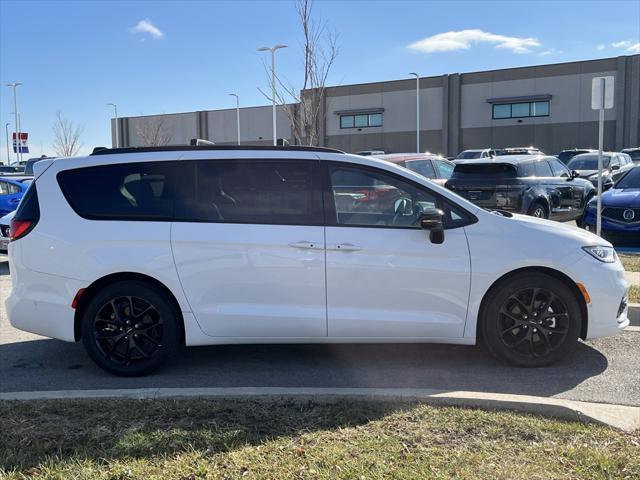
[82,281,178,376]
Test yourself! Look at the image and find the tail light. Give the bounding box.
[9,219,35,241]
[9,182,40,242]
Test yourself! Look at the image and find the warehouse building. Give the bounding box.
[113,54,639,156]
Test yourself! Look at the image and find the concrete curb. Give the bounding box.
[629,303,639,325]
[1,387,638,433]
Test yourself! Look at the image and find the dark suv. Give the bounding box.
[445,155,596,221]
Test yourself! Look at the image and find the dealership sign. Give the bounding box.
[12,132,29,154]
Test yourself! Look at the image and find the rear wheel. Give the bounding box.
[81,281,178,376]
[480,273,582,367]
[527,201,548,219]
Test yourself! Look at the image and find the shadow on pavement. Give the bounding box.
[0,336,608,400]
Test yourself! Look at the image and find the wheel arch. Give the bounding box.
[476,266,589,343]
[73,271,186,345]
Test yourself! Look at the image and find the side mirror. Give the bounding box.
[419,208,445,244]
[611,164,620,171]
[570,170,580,179]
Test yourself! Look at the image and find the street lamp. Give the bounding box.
[6,82,22,164]
[4,123,10,165]
[257,44,288,146]
[409,73,420,153]
[229,93,241,145]
[107,103,119,148]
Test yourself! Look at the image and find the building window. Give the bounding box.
[492,101,550,119]
[340,113,384,129]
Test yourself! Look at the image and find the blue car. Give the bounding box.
[0,176,32,216]
[582,166,640,247]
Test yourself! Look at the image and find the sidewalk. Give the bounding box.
[625,271,639,286]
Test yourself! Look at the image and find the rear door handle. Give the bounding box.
[329,243,361,252]
[289,241,320,250]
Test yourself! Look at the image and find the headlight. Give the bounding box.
[582,245,616,263]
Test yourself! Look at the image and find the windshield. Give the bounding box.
[567,155,611,170]
[452,163,517,178]
[456,151,482,159]
[616,167,640,189]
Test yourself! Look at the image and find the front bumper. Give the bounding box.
[583,208,640,246]
[567,253,629,339]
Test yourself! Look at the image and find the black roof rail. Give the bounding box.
[90,144,345,156]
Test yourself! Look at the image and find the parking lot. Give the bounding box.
[1,255,638,407]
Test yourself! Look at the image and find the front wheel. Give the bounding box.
[81,281,179,376]
[480,273,582,367]
[527,201,548,219]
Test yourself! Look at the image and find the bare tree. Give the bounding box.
[260,0,338,145]
[51,111,83,157]
[135,118,173,146]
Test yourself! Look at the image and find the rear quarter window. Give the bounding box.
[57,162,176,220]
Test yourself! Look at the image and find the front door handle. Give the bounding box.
[289,241,320,250]
[329,243,361,252]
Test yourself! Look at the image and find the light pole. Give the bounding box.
[257,44,288,146]
[228,93,241,145]
[4,123,10,165]
[409,73,420,153]
[6,82,22,164]
[107,103,119,148]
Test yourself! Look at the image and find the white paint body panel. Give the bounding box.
[5,150,629,348]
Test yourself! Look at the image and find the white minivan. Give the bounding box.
[5,145,629,375]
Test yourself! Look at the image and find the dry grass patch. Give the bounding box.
[1,398,639,479]
[620,254,640,273]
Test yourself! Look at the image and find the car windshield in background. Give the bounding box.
[456,151,482,159]
[404,160,436,178]
[625,150,640,161]
[567,155,611,170]
[615,167,640,189]
[452,163,517,178]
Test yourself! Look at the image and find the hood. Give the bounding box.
[602,187,640,208]
[510,212,607,245]
[575,169,610,178]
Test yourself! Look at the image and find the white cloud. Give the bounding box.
[131,19,164,39]
[408,29,541,54]
[539,48,563,56]
[611,40,640,53]
[596,44,605,51]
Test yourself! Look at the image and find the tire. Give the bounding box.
[81,280,179,376]
[527,201,548,219]
[479,273,582,367]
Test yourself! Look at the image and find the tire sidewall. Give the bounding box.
[528,201,548,219]
[81,280,178,376]
[480,274,582,367]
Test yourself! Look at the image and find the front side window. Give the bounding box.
[404,159,436,178]
[518,163,535,177]
[58,162,175,220]
[549,158,570,177]
[534,161,553,177]
[435,160,455,178]
[175,160,319,226]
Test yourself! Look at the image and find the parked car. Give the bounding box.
[0,176,32,216]
[371,153,455,186]
[454,149,496,162]
[0,165,23,174]
[356,150,385,156]
[557,148,596,164]
[582,166,640,247]
[566,152,634,191]
[445,155,595,221]
[494,147,543,156]
[24,156,54,176]
[0,210,15,254]
[6,145,628,376]
[622,148,640,164]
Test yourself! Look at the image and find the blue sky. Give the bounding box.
[1,0,639,159]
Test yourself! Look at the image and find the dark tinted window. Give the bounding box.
[175,160,319,225]
[452,163,517,178]
[404,159,436,178]
[616,167,640,189]
[58,162,175,220]
[549,158,570,177]
[456,150,482,159]
[518,163,535,177]
[14,182,39,221]
[567,154,611,170]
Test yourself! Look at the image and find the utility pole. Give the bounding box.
[409,73,420,153]
[107,103,119,148]
[229,93,241,145]
[4,123,10,165]
[257,45,288,145]
[6,82,22,164]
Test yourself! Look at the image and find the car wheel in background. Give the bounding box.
[81,280,179,376]
[480,273,582,367]
[527,201,548,219]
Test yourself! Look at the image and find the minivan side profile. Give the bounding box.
[6,146,629,375]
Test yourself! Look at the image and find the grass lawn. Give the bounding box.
[629,285,640,303]
[620,254,640,273]
[1,399,639,479]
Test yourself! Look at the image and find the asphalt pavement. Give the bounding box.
[1,256,639,407]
